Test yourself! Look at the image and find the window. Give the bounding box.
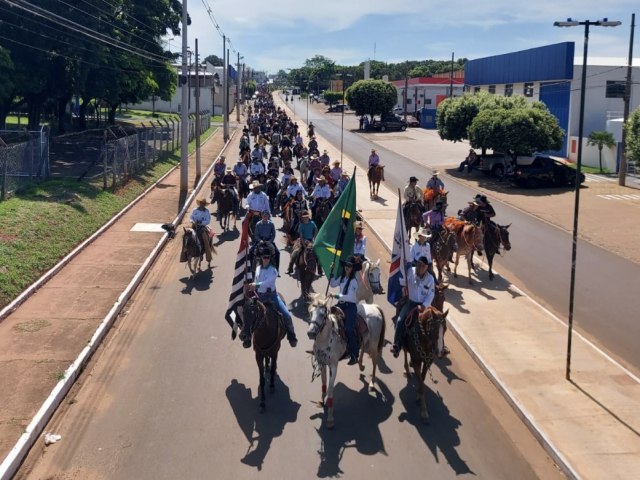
[606,81,625,98]
[407,99,413,105]
[524,82,534,97]
[505,84,513,97]
[474,87,481,93]
[488,85,496,94]
[425,99,432,105]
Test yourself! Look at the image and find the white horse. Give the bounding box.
[307,296,386,429]
[298,156,309,184]
[356,258,384,304]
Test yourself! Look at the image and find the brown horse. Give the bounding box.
[211,186,236,231]
[403,200,423,238]
[295,240,316,300]
[243,290,286,413]
[452,222,485,284]
[313,198,332,230]
[368,165,385,199]
[480,223,511,280]
[402,306,449,423]
[430,228,457,283]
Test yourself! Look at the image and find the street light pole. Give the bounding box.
[554,17,620,381]
[339,73,352,169]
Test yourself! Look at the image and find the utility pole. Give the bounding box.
[179,0,188,194]
[226,48,230,136]
[236,52,241,122]
[404,61,408,123]
[449,52,454,97]
[195,38,201,179]
[619,13,635,186]
[222,36,228,141]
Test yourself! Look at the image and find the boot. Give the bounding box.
[391,344,400,358]
[287,330,297,347]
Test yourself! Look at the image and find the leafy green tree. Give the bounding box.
[468,104,564,159]
[0,47,15,129]
[625,108,640,169]
[204,54,224,66]
[587,130,616,172]
[322,91,343,107]
[345,80,397,119]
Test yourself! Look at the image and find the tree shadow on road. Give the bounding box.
[397,382,474,476]
[311,378,394,478]
[225,378,301,471]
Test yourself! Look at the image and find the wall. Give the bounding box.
[567,136,617,171]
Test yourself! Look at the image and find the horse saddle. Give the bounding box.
[330,306,369,342]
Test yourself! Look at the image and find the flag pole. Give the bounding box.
[398,188,409,292]
[323,167,356,296]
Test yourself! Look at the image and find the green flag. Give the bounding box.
[313,172,356,280]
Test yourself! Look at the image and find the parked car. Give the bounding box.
[511,156,585,188]
[405,114,421,128]
[393,106,404,113]
[328,104,348,112]
[371,113,407,132]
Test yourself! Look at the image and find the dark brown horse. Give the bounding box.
[368,165,384,199]
[401,306,449,423]
[243,290,286,413]
[313,198,332,230]
[403,200,423,238]
[430,229,457,283]
[211,186,236,231]
[295,240,316,300]
[481,223,511,280]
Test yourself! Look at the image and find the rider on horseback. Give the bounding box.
[250,157,266,179]
[367,149,384,181]
[391,256,435,358]
[221,167,239,215]
[426,171,444,191]
[286,211,317,274]
[213,155,226,180]
[251,210,280,273]
[329,256,362,365]
[353,222,367,261]
[189,199,214,265]
[286,176,305,198]
[403,176,424,216]
[423,200,446,240]
[411,227,439,283]
[243,252,298,348]
[310,175,332,219]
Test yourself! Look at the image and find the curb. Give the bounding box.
[0,128,237,480]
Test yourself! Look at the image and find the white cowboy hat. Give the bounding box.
[432,170,440,176]
[250,180,261,189]
[413,227,432,240]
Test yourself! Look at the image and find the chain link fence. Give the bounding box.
[0,127,50,200]
[101,113,210,189]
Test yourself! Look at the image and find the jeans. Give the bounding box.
[260,291,295,336]
[338,301,359,360]
[393,300,420,348]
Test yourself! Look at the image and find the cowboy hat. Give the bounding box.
[409,176,418,182]
[416,255,432,266]
[333,160,340,166]
[323,149,328,154]
[468,200,479,206]
[317,175,327,182]
[196,198,209,207]
[290,176,298,181]
[432,170,440,176]
[251,180,261,189]
[342,255,362,271]
[413,227,432,240]
[310,154,319,160]
[219,155,226,161]
[226,167,232,172]
[301,210,310,218]
[355,222,364,230]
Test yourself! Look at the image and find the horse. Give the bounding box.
[356,258,384,304]
[423,188,448,212]
[368,165,385,199]
[430,228,458,283]
[265,176,281,212]
[181,226,204,275]
[307,296,386,428]
[403,201,423,238]
[451,222,485,284]
[237,176,250,201]
[313,198,332,230]
[401,306,449,423]
[243,289,286,413]
[480,223,511,280]
[211,186,236,231]
[298,156,309,183]
[295,240,316,300]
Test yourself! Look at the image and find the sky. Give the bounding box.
[172,1,639,74]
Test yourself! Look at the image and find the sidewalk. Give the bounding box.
[281,98,640,479]
[0,128,230,478]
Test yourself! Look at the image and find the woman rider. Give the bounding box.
[329,256,361,365]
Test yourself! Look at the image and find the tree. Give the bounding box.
[204,54,224,66]
[625,107,640,170]
[587,130,616,173]
[345,80,397,119]
[0,47,15,129]
[468,104,564,159]
[322,91,343,108]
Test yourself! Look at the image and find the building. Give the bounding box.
[464,42,640,170]
[391,73,465,128]
[130,62,239,116]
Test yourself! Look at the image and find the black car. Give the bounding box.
[511,156,586,188]
[371,113,407,132]
[327,104,348,112]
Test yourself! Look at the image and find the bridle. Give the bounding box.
[366,262,383,294]
[308,304,329,337]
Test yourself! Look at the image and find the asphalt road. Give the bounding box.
[301,98,640,376]
[19,208,563,479]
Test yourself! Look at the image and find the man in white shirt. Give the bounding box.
[189,198,214,264]
[250,158,265,178]
[286,176,305,198]
[245,182,271,215]
[310,175,332,218]
[391,256,435,357]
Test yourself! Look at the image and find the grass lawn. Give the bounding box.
[0,126,216,309]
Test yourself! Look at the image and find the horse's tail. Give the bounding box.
[377,306,386,354]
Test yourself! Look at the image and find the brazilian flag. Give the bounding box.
[313,171,356,279]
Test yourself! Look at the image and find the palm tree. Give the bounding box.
[587,130,616,173]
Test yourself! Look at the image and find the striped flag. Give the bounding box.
[387,197,409,305]
[224,213,253,338]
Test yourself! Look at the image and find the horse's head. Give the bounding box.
[307,295,330,340]
[498,224,511,251]
[432,283,449,312]
[366,259,384,294]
